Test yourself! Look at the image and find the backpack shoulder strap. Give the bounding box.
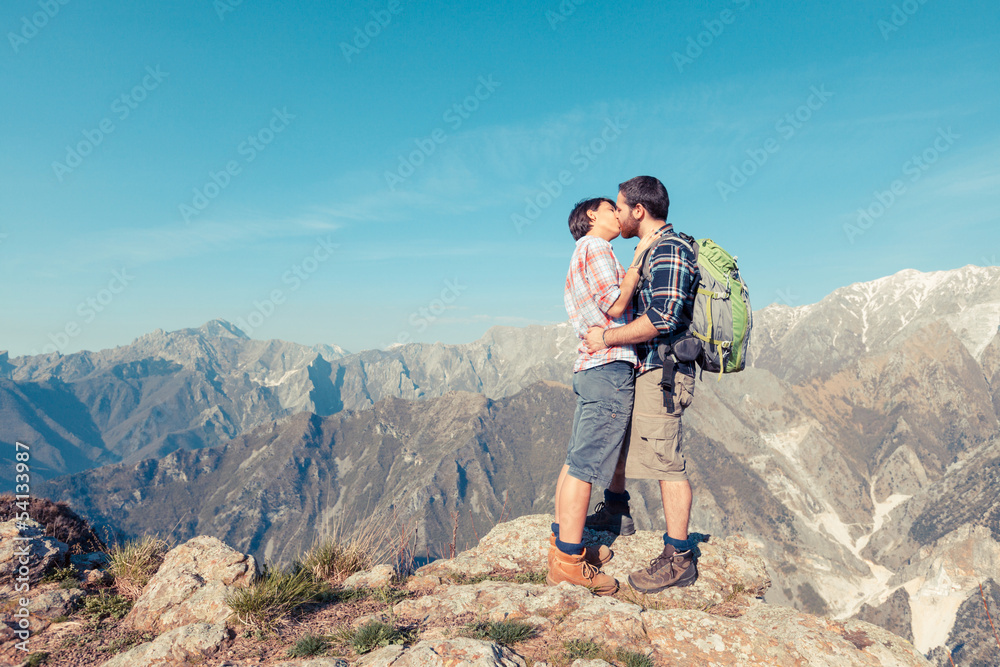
[640,229,697,285]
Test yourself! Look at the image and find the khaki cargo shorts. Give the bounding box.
[623,367,695,482]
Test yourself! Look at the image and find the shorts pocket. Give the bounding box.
[633,413,681,463]
[676,373,695,409]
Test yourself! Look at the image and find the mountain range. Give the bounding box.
[6,264,1000,665]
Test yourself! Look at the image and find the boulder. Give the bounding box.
[124,536,257,633]
[99,622,229,667]
[0,519,68,594]
[26,588,84,620]
[342,564,396,589]
[417,514,770,609]
[71,551,109,570]
[360,638,527,666]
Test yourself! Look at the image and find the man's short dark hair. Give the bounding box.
[568,197,614,241]
[618,176,669,221]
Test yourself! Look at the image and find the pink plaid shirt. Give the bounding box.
[564,236,638,372]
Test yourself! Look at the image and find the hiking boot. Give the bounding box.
[547,547,618,596]
[585,500,635,536]
[627,544,697,593]
[548,533,613,570]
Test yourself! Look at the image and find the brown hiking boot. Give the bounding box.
[547,547,618,596]
[548,533,613,570]
[627,544,697,593]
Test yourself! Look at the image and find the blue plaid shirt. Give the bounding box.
[635,225,699,374]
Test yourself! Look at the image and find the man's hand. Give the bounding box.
[585,326,606,353]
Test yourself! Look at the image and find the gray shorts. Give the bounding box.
[564,361,636,487]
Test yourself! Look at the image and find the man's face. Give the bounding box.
[616,191,640,239]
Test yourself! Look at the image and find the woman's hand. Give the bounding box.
[631,231,658,268]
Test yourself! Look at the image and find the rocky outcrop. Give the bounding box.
[361,638,526,666]
[125,536,258,633]
[0,518,67,594]
[342,563,396,590]
[393,515,928,666]
[0,512,931,666]
[416,514,770,610]
[99,622,230,666]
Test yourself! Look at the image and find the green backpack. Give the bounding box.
[640,232,752,377]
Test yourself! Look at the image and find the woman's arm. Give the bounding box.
[606,265,642,318]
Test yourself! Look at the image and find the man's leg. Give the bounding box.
[660,479,692,543]
[625,368,698,592]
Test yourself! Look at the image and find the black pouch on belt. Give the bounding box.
[658,335,701,393]
[658,343,677,393]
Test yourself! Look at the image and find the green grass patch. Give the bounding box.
[563,639,606,660]
[41,566,78,585]
[462,619,536,645]
[560,640,655,667]
[287,633,328,658]
[80,590,132,622]
[225,567,330,630]
[614,648,655,667]
[349,619,416,654]
[449,570,547,586]
[25,653,49,667]
[512,571,547,585]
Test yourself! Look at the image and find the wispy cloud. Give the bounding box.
[11,217,341,272]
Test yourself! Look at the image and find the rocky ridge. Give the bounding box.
[0,514,932,667]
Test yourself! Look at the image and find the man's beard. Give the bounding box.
[619,214,640,239]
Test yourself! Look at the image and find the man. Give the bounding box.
[584,175,701,592]
[550,196,653,595]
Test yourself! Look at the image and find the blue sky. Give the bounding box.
[1,0,998,356]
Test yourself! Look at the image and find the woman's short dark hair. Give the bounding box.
[618,176,669,221]
[568,197,614,241]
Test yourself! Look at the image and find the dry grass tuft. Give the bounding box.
[299,509,398,584]
[106,535,168,599]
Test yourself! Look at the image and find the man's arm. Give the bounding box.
[584,315,659,352]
